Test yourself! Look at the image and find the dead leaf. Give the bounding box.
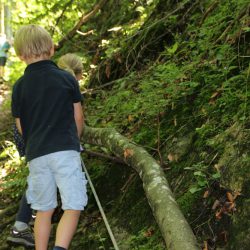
[226,192,234,202]
[212,199,221,210]
[203,241,208,250]
[171,102,175,109]
[215,208,223,220]
[144,228,154,237]
[123,148,134,159]
[92,49,100,65]
[209,89,222,105]
[214,163,220,171]
[219,231,228,243]
[167,153,176,162]
[233,190,241,200]
[174,117,177,126]
[203,190,210,198]
[105,62,111,79]
[224,202,236,213]
[128,115,133,122]
[210,91,220,99]
[115,53,122,64]
[209,99,216,105]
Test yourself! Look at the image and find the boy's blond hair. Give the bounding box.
[14,24,53,58]
[57,53,83,77]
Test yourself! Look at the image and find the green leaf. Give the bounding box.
[198,180,207,187]
[212,172,221,179]
[194,171,205,177]
[167,42,178,54]
[136,6,145,13]
[189,186,201,194]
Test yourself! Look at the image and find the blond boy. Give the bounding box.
[11,25,88,250]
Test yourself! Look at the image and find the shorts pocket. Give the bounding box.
[59,167,88,210]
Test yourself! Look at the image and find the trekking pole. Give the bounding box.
[80,153,120,250]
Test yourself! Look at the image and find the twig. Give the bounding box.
[172,174,185,193]
[55,0,107,50]
[120,173,136,193]
[76,30,94,36]
[199,0,219,26]
[84,149,125,165]
[215,21,234,44]
[51,0,74,36]
[157,114,163,166]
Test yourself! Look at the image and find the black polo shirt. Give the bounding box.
[11,60,82,161]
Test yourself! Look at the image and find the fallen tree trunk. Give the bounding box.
[83,126,199,250]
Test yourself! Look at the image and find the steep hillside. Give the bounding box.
[81,0,250,249]
[0,0,249,249]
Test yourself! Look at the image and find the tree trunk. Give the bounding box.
[83,126,199,250]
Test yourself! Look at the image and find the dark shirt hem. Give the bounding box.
[26,144,80,162]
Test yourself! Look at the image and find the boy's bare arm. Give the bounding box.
[74,102,84,139]
[15,118,23,135]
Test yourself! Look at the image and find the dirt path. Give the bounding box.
[0,83,12,132]
[0,83,21,248]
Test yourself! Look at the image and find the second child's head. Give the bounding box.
[57,53,83,81]
[14,24,54,63]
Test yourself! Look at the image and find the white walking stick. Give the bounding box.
[80,152,120,250]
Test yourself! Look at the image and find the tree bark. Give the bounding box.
[83,126,199,250]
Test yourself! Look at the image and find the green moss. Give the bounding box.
[177,190,201,218]
[124,226,165,250]
[227,198,250,250]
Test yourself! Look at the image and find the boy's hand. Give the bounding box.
[73,102,84,138]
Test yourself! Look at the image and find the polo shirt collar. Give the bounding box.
[25,60,57,73]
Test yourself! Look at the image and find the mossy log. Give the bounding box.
[83,126,199,250]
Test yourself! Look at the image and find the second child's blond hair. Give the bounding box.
[57,53,83,77]
[14,24,53,58]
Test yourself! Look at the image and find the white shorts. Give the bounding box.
[26,150,88,211]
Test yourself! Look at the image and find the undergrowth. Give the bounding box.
[0,0,249,249]
[84,0,249,248]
